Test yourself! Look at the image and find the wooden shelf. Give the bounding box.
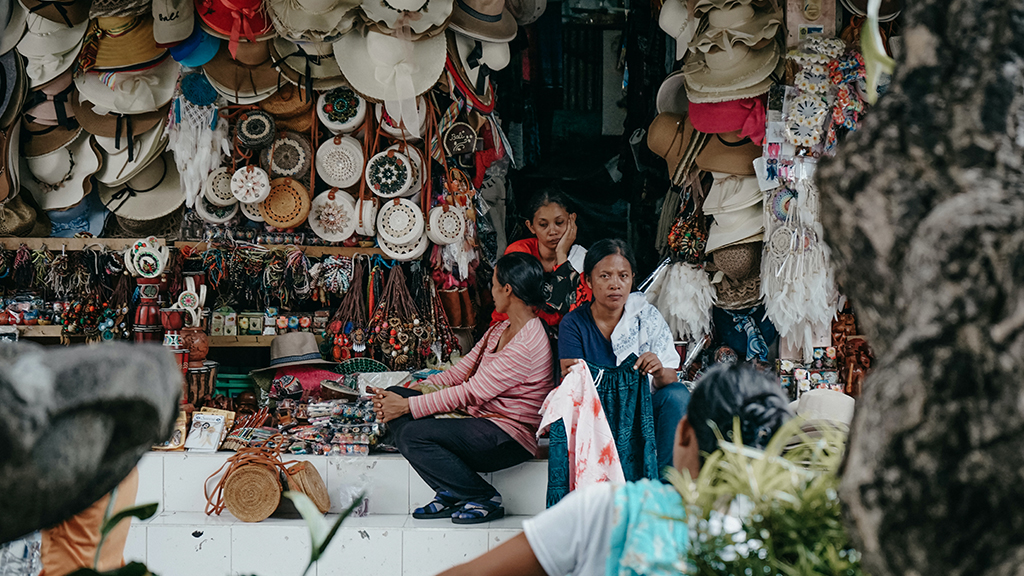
[0,238,165,251]
[174,242,384,258]
[208,334,323,347]
[15,325,63,338]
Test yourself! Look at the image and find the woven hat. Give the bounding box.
[98,151,185,218]
[93,121,169,186]
[0,0,28,56]
[75,56,180,113]
[206,73,277,104]
[646,112,696,177]
[375,197,423,244]
[360,0,453,37]
[252,332,335,372]
[839,0,901,21]
[195,193,239,223]
[195,0,275,55]
[86,16,168,71]
[203,166,237,206]
[89,0,151,18]
[308,187,356,241]
[703,173,761,216]
[709,240,762,309]
[316,135,363,188]
[684,43,783,104]
[659,0,696,61]
[689,4,782,55]
[21,117,80,158]
[153,0,194,44]
[0,194,41,236]
[268,0,358,43]
[170,25,221,67]
[270,37,346,94]
[230,165,271,203]
[378,228,427,260]
[505,0,545,25]
[22,69,75,127]
[23,131,102,210]
[689,96,766,145]
[332,29,445,104]
[655,70,687,115]
[317,86,366,134]
[235,109,276,149]
[203,40,281,99]
[683,38,778,92]
[47,191,108,237]
[20,0,91,27]
[426,204,464,245]
[365,149,413,198]
[0,122,19,204]
[706,202,763,254]
[696,131,761,175]
[259,131,313,180]
[448,0,516,42]
[374,97,428,140]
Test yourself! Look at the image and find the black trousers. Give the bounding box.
[386,386,532,502]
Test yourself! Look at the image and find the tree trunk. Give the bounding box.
[817,2,1024,575]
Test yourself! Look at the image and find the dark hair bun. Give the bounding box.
[495,252,547,307]
[688,364,793,455]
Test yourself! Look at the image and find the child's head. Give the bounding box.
[526,189,573,251]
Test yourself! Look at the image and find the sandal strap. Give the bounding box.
[453,499,501,518]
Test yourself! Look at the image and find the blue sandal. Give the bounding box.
[412,491,463,519]
[451,497,505,525]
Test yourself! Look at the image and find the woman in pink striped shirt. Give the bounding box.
[372,253,555,524]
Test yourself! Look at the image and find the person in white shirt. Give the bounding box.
[437,363,793,576]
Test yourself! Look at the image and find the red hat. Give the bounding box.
[194,0,273,58]
[688,97,767,146]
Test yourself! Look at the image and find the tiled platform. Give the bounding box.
[126,452,547,576]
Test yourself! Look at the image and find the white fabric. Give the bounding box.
[523,482,619,576]
[644,261,713,341]
[538,361,625,492]
[567,244,587,274]
[610,293,681,370]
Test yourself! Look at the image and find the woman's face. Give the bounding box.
[526,203,570,252]
[588,254,633,310]
[491,268,512,314]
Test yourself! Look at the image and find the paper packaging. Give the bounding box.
[786,0,836,47]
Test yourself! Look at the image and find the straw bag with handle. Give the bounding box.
[205,436,330,522]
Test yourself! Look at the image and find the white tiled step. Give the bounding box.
[126,513,525,576]
[138,452,548,517]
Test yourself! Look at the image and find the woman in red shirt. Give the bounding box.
[492,189,592,327]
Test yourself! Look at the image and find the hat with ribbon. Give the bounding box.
[75,55,181,114]
[0,0,28,56]
[195,0,275,58]
[446,29,508,108]
[21,116,81,158]
[688,96,766,145]
[683,40,783,104]
[20,0,91,28]
[659,0,696,61]
[72,91,170,157]
[93,120,169,186]
[360,0,453,38]
[251,332,335,373]
[153,0,195,45]
[702,173,762,216]
[0,122,20,205]
[17,11,87,56]
[448,0,516,42]
[21,69,76,130]
[170,25,222,67]
[332,29,445,134]
[202,39,281,100]
[23,130,102,210]
[98,151,185,219]
[688,3,782,55]
[77,15,168,73]
[47,190,109,237]
[270,37,346,96]
[267,0,358,43]
[706,202,763,254]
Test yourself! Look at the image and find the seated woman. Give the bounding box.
[492,189,591,327]
[438,363,793,576]
[557,238,690,472]
[372,253,554,524]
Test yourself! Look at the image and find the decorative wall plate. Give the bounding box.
[376,198,424,245]
[316,135,363,188]
[365,150,412,198]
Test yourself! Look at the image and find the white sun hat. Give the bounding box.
[23,131,101,210]
[75,57,181,114]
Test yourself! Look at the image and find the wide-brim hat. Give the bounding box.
[23,70,75,127]
[696,131,761,175]
[22,118,81,158]
[703,173,762,215]
[689,96,766,145]
[839,0,901,21]
[659,0,696,61]
[90,16,168,71]
[316,86,366,133]
[706,202,763,253]
[655,69,687,115]
[93,122,169,186]
[270,37,346,92]
[0,194,40,236]
[505,0,545,26]
[203,40,281,98]
[195,0,275,47]
[448,0,516,42]
[0,0,27,56]
[22,39,83,88]
[171,25,222,67]
[0,122,19,204]
[308,188,356,241]
[259,177,311,228]
[17,13,88,57]
[361,0,452,37]
[332,28,446,104]
[268,0,357,43]
[448,30,508,104]
[47,190,109,236]
[71,92,171,140]
[684,44,783,104]
[689,4,782,55]
[98,151,185,219]
[23,131,102,210]
[647,112,702,178]
[206,73,278,104]
[153,0,195,44]
[75,56,180,114]
[250,331,335,372]
[683,38,779,94]
[20,0,91,27]
[260,81,314,118]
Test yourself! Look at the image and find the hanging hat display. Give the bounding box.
[360,0,453,38]
[688,96,767,145]
[260,177,311,228]
[270,37,346,94]
[447,30,509,106]
[152,0,195,45]
[81,16,168,72]
[308,188,357,241]
[93,121,169,186]
[21,0,92,28]
[170,26,221,67]
[23,131,102,210]
[268,0,359,43]
[695,130,761,176]
[47,192,109,237]
[659,0,696,61]
[203,40,281,102]
[316,135,364,188]
[365,149,413,198]
[655,70,687,115]
[448,0,516,42]
[75,56,180,114]
[705,202,764,254]
[375,197,423,245]
[702,173,762,216]
[688,3,782,55]
[195,0,275,57]
[99,152,185,219]
[0,0,28,56]
[317,86,367,134]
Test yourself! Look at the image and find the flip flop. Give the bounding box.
[451,499,505,525]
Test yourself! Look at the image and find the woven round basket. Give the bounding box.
[260,178,311,229]
[316,135,364,188]
[287,462,331,514]
[376,198,423,245]
[223,464,282,522]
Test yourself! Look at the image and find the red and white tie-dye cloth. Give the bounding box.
[537,361,625,491]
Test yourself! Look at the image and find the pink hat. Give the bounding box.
[688,97,767,146]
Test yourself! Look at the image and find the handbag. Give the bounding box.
[667,186,708,266]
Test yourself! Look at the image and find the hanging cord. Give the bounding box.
[12,244,31,288]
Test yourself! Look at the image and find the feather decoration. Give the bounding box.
[169,95,228,208]
[645,261,714,341]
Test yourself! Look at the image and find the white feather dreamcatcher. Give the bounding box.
[643,259,714,342]
[168,74,229,208]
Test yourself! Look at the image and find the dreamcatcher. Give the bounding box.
[169,73,229,208]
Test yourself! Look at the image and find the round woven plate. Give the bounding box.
[259,131,312,179]
[223,464,281,523]
[236,110,276,150]
[376,198,424,245]
[203,167,237,207]
[365,150,412,198]
[308,189,357,242]
[427,205,465,245]
[240,200,264,222]
[196,194,239,224]
[260,178,312,229]
[317,87,367,134]
[386,143,424,196]
[355,196,377,236]
[316,136,363,188]
[377,230,428,261]
[287,462,331,513]
[231,166,272,203]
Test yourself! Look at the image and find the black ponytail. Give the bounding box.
[688,363,793,455]
[495,252,546,307]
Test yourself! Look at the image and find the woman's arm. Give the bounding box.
[557,312,586,378]
[422,328,492,388]
[438,534,547,576]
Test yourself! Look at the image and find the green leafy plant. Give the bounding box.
[861,0,896,104]
[668,418,865,576]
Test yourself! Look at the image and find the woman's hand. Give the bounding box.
[555,213,578,265]
[634,353,677,388]
[370,387,411,423]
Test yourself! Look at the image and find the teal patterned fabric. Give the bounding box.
[606,479,689,576]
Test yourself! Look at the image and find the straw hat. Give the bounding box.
[203,41,281,99]
[195,0,275,49]
[270,37,346,93]
[0,0,28,56]
[659,0,696,61]
[21,118,81,158]
[88,16,168,71]
[505,0,545,26]
[98,151,185,219]
[0,194,41,236]
[683,38,778,92]
[703,173,762,216]
[365,149,413,198]
[72,93,170,140]
[684,45,783,104]
[47,191,109,237]
[20,0,91,27]
[706,202,763,254]
[448,0,516,42]
[268,0,358,43]
[250,332,334,372]
[709,240,762,310]
[23,131,102,210]
[695,131,761,175]
[153,0,195,44]
[206,73,278,104]
[316,86,367,134]
[316,135,364,188]
[259,131,313,180]
[308,188,356,241]
[261,82,314,118]
[332,29,445,104]
[647,112,700,177]
[75,56,180,114]
[170,25,222,67]
[376,197,423,244]
[688,4,782,55]
[0,122,19,204]
[360,0,453,37]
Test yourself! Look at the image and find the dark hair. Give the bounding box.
[687,363,792,456]
[495,252,546,307]
[527,188,572,221]
[583,238,637,278]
